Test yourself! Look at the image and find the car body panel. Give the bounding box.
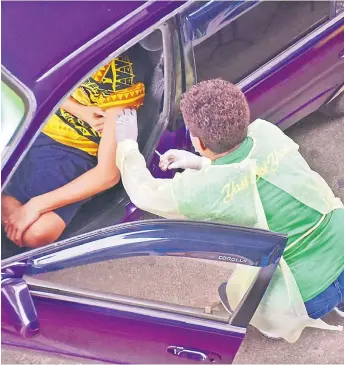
[2,1,146,88]
[2,296,244,364]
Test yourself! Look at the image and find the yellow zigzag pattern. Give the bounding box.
[93,57,135,91]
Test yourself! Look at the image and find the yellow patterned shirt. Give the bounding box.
[43,53,145,156]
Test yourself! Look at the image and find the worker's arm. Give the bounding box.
[116,139,185,219]
[4,107,123,238]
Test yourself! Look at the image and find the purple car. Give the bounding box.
[2,1,344,363]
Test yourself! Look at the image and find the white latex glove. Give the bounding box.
[116,108,138,143]
[159,149,204,171]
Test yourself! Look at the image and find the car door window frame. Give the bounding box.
[1,68,36,176]
[141,18,180,162]
[24,262,277,329]
[3,220,287,330]
[238,11,344,91]
[182,1,340,90]
[1,14,182,189]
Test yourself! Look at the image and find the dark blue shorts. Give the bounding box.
[4,134,97,225]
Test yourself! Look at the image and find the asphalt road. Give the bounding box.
[2,111,344,364]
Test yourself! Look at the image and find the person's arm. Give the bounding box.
[4,107,123,240]
[33,107,122,212]
[60,96,106,132]
[116,139,185,220]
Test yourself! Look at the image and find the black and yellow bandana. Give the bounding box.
[43,53,145,156]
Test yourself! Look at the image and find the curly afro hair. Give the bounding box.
[180,79,250,154]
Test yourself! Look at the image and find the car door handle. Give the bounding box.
[167,346,221,362]
[1,277,39,338]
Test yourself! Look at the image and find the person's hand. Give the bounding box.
[115,108,138,143]
[159,149,203,171]
[4,199,41,247]
[76,105,106,132]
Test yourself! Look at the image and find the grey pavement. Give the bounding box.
[2,112,344,364]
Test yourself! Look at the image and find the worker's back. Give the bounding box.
[172,119,344,301]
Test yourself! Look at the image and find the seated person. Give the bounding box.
[1,49,145,248]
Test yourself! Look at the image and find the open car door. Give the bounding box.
[2,220,287,364]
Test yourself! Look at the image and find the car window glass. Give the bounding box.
[193,1,330,83]
[26,255,238,319]
[1,81,26,155]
